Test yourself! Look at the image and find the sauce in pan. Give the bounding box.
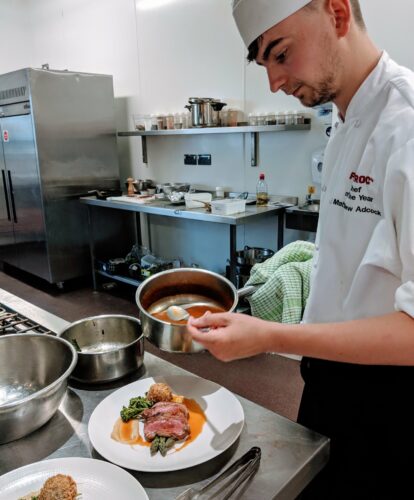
[151,304,226,325]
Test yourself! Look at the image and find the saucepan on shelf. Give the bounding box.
[135,268,256,353]
[185,98,227,127]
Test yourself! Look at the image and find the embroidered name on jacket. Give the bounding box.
[329,171,381,216]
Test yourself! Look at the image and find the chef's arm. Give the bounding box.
[263,311,414,365]
[188,311,414,365]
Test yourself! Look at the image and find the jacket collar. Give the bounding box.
[340,51,389,124]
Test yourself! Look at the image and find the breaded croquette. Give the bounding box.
[147,383,172,402]
[38,473,77,500]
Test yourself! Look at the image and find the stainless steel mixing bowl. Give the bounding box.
[59,314,144,383]
[0,333,77,444]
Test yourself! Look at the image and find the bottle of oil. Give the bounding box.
[256,173,269,206]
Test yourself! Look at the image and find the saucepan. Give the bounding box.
[59,315,144,383]
[135,268,256,353]
[236,246,275,266]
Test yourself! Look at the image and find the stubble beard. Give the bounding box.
[296,72,337,107]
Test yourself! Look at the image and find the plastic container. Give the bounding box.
[182,111,191,129]
[156,114,165,130]
[174,113,183,129]
[276,112,285,125]
[150,114,158,130]
[215,186,225,198]
[227,109,238,127]
[294,111,305,125]
[265,112,276,125]
[132,114,151,131]
[285,111,294,125]
[256,113,265,126]
[256,173,269,206]
[184,192,212,209]
[220,110,228,127]
[248,113,257,126]
[210,198,246,215]
[166,114,174,130]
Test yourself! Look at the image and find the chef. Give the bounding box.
[187,1,414,498]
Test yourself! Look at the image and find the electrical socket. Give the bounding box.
[198,154,211,165]
[184,154,197,165]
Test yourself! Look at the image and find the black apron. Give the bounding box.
[297,357,414,500]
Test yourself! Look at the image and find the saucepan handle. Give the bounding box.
[236,284,258,299]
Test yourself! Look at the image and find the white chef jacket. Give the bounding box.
[303,52,414,324]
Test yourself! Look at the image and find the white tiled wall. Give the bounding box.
[1,0,413,272]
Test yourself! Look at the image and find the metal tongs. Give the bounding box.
[175,446,261,500]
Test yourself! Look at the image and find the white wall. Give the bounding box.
[0,0,32,72]
[1,0,413,273]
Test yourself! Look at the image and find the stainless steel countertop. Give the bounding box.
[0,289,329,499]
[80,196,297,225]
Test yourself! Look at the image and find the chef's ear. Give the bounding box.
[325,0,352,38]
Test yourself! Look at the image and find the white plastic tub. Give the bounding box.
[184,192,212,209]
[210,198,246,215]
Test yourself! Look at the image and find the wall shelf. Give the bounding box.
[117,121,311,166]
[118,123,310,137]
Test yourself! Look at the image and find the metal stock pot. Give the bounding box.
[185,98,227,127]
[135,268,256,353]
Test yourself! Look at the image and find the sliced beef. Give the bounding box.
[141,401,188,420]
[142,402,190,441]
[144,416,190,441]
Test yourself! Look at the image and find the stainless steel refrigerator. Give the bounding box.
[0,68,120,285]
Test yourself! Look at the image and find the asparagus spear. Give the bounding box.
[150,435,160,455]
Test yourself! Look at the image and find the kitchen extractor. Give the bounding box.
[0,68,120,284]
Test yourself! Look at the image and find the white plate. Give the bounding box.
[88,374,245,472]
[0,457,148,500]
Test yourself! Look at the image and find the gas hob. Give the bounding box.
[0,289,69,336]
[0,304,53,335]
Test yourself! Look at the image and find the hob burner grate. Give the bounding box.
[0,305,53,335]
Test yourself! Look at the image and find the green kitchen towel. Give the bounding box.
[245,240,315,324]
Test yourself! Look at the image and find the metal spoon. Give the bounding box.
[166,302,216,322]
[166,305,190,322]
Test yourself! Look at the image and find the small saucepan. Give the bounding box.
[59,315,144,383]
[135,268,256,353]
[236,246,275,266]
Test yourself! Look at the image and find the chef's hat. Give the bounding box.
[232,0,312,48]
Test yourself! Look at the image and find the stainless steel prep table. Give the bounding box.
[80,196,295,288]
[0,289,329,499]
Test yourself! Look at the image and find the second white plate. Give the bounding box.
[0,457,148,500]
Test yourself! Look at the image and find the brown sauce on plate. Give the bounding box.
[151,305,225,325]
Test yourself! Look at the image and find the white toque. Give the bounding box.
[232,0,312,48]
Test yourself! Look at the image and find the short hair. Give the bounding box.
[247,0,366,62]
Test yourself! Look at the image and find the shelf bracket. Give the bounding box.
[141,136,148,164]
[251,132,258,167]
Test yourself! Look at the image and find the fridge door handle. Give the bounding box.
[1,169,11,221]
[7,170,17,223]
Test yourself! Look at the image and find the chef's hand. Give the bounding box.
[187,312,271,362]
